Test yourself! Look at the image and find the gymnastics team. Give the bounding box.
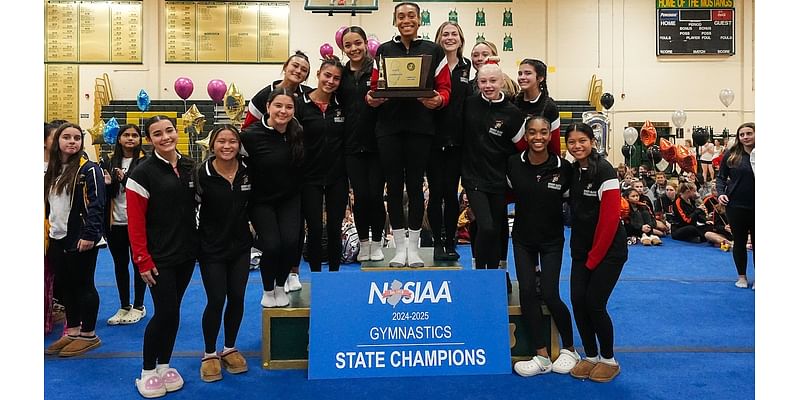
[44,1,755,396]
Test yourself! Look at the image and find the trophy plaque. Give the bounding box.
[373,54,437,98]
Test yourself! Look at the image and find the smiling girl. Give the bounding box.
[44,123,106,358]
[243,51,312,129]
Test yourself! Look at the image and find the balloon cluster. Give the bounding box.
[321,26,380,59]
[621,120,697,173]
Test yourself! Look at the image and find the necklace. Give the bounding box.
[213,159,237,180]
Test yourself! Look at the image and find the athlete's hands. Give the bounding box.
[77,239,94,252]
[418,91,442,109]
[141,266,159,287]
[366,90,387,108]
[718,194,729,205]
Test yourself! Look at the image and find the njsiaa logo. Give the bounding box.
[368,279,452,308]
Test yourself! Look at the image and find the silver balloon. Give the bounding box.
[672,110,687,128]
[582,111,609,156]
[719,88,735,108]
[623,126,638,146]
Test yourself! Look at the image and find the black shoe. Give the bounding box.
[444,240,461,261]
[506,272,513,294]
[433,245,448,261]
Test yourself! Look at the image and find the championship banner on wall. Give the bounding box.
[309,270,510,379]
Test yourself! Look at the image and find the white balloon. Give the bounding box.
[623,126,638,146]
[656,159,670,171]
[672,110,687,128]
[719,88,735,108]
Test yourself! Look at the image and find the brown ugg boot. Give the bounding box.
[589,361,621,383]
[570,359,597,379]
[45,335,75,355]
[58,335,101,357]
[221,349,249,374]
[201,356,222,383]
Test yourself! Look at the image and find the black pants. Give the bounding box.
[726,206,755,276]
[302,179,348,272]
[47,238,100,333]
[570,255,625,359]
[426,146,461,247]
[514,239,573,350]
[143,260,195,370]
[671,224,706,243]
[251,196,302,290]
[200,252,250,354]
[466,189,506,269]
[377,133,432,230]
[346,152,386,242]
[108,224,146,309]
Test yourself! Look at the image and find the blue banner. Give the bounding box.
[309,270,510,379]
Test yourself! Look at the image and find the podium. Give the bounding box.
[261,248,560,369]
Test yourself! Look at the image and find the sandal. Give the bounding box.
[120,306,146,324]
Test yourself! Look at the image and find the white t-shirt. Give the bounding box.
[700,143,715,161]
[111,157,132,225]
[48,172,71,240]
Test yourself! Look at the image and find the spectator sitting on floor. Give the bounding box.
[670,182,729,246]
[637,164,656,189]
[709,202,733,248]
[622,189,663,246]
[649,171,669,201]
[653,182,677,235]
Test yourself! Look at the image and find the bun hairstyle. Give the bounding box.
[484,56,501,65]
[282,50,311,81]
[319,54,345,73]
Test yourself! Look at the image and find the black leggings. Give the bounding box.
[514,239,573,350]
[108,225,146,309]
[346,153,386,242]
[426,146,461,246]
[726,206,755,276]
[570,255,625,359]
[47,238,100,333]
[671,224,706,243]
[200,252,250,354]
[251,196,302,290]
[302,180,348,272]
[143,260,195,370]
[377,133,432,230]
[466,189,506,269]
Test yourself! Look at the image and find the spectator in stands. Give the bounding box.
[44,123,106,357]
[126,116,198,397]
[102,124,148,326]
[196,125,252,382]
[564,122,627,383]
[717,122,755,289]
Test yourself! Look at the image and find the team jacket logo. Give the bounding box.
[368,279,452,308]
[489,120,504,136]
[334,109,344,123]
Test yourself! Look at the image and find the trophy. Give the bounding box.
[372,54,436,98]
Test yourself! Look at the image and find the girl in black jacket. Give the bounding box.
[102,124,148,325]
[296,57,348,273]
[196,125,252,382]
[44,123,106,358]
[461,62,525,271]
[716,122,755,288]
[339,26,386,262]
[241,89,304,308]
[428,21,472,261]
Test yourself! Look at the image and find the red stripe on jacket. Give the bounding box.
[433,57,451,107]
[587,179,621,270]
[549,117,561,155]
[125,178,155,273]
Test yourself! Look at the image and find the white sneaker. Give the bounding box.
[285,273,302,292]
[107,308,129,325]
[261,290,276,308]
[735,278,748,288]
[357,240,371,262]
[406,229,424,268]
[369,240,384,261]
[389,229,407,267]
[120,306,146,324]
[514,355,552,377]
[274,287,290,307]
[552,349,581,374]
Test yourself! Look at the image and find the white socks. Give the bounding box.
[407,229,424,267]
[586,356,599,363]
[600,356,618,366]
[274,286,289,307]
[357,240,370,262]
[389,229,407,267]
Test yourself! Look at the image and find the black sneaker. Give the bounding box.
[444,240,461,261]
[433,245,448,261]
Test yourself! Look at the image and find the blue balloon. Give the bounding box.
[103,117,120,144]
[137,89,151,112]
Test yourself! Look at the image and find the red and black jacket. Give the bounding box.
[126,152,198,273]
[370,36,451,138]
[568,158,627,270]
[514,93,561,155]
[242,80,312,130]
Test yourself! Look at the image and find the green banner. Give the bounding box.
[656,0,733,8]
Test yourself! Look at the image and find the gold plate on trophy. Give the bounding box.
[373,54,436,98]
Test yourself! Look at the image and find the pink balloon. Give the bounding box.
[320,43,334,58]
[367,39,380,58]
[174,77,193,100]
[335,26,348,50]
[207,79,227,103]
